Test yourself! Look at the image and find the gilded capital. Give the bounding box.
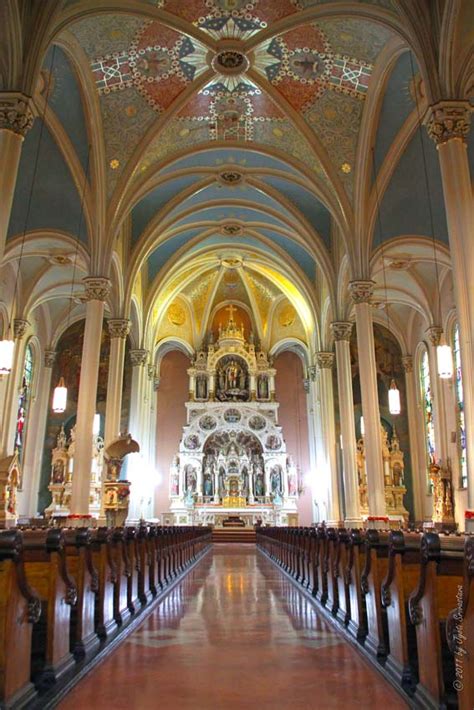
[349,280,375,304]
[44,350,56,368]
[107,318,131,339]
[0,93,34,137]
[331,321,353,341]
[83,277,111,302]
[316,352,335,369]
[425,101,471,146]
[13,318,29,339]
[427,326,443,347]
[130,349,148,367]
[401,355,413,374]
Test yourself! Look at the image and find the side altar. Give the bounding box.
[167,308,299,527]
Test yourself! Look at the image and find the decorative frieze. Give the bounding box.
[0,93,34,137]
[82,277,111,302]
[130,349,148,367]
[316,352,335,369]
[107,318,131,339]
[44,350,56,368]
[401,355,413,374]
[349,280,375,304]
[13,319,29,339]
[331,321,353,341]
[425,101,471,146]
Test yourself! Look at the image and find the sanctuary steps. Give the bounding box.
[212,528,256,543]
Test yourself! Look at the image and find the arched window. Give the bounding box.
[419,346,436,488]
[453,323,467,488]
[14,343,34,467]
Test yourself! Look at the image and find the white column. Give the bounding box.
[127,348,148,521]
[104,318,130,446]
[426,326,449,463]
[128,349,148,438]
[0,94,34,261]
[331,321,362,525]
[425,102,474,526]
[305,373,320,521]
[316,352,341,525]
[350,280,386,517]
[0,318,30,457]
[70,277,110,516]
[401,355,424,521]
[19,349,55,517]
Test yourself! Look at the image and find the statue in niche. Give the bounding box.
[184,465,197,493]
[218,467,226,497]
[52,461,65,485]
[196,376,208,400]
[216,356,248,401]
[270,465,282,495]
[242,467,249,498]
[171,473,179,496]
[255,472,264,497]
[257,375,269,399]
[203,474,213,497]
[288,472,297,496]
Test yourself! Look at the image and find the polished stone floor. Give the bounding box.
[59,545,408,709]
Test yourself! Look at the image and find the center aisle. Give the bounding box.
[58,544,407,710]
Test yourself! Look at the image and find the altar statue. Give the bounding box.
[204,474,213,497]
[185,465,197,492]
[255,473,264,497]
[270,465,282,495]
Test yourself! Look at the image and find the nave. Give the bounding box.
[59,544,406,710]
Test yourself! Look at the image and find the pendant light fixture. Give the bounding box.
[409,53,453,379]
[52,143,90,412]
[372,149,401,415]
[0,50,57,374]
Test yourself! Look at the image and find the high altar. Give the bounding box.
[168,307,299,527]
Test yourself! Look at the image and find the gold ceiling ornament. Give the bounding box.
[278,303,297,328]
[110,158,120,170]
[341,162,351,173]
[167,302,186,326]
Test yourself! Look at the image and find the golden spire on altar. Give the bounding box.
[218,304,245,342]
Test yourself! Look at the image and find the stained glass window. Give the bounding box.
[453,323,467,488]
[14,344,34,466]
[420,347,436,487]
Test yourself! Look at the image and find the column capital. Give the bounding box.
[107,318,131,339]
[331,321,353,341]
[130,349,148,367]
[316,351,335,369]
[13,318,29,339]
[426,325,443,346]
[401,355,413,374]
[349,280,375,304]
[0,92,35,137]
[424,100,471,146]
[82,276,111,302]
[44,350,56,368]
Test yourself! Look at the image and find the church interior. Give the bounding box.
[0,0,473,708]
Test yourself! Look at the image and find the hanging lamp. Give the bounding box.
[52,143,91,412]
[410,53,453,379]
[372,149,401,415]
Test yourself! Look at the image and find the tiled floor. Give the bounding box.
[58,545,408,709]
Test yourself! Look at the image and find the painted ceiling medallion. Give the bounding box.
[221,222,244,236]
[167,302,186,326]
[387,257,411,270]
[278,304,296,327]
[49,254,72,266]
[212,50,250,74]
[218,169,244,186]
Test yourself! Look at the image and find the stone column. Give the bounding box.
[70,277,110,516]
[20,349,56,516]
[350,280,386,517]
[104,319,130,446]
[331,321,362,525]
[401,356,424,520]
[425,101,474,525]
[0,93,34,260]
[129,349,148,438]
[0,318,30,457]
[316,352,342,525]
[126,349,148,521]
[426,326,449,463]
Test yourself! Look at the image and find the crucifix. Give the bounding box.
[226,303,236,322]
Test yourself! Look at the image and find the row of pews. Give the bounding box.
[0,525,211,709]
[257,526,473,710]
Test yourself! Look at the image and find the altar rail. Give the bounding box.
[0,525,211,710]
[256,526,473,710]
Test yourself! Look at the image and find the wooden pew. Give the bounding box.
[90,528,117,641]
[446,535,474,710]
[335,529,351,626]
[124,526,140,615]
[110,527,131,627]
[0,530,41,709]
[307,528,319,597]
[381,530,421,692]
[360,529,390,658]
[346,529,367,642]
[315,526,328,606]
[325,528,339,617]
[145,525,158,599]
[22,529,77,690]
[137,524,154,605]
[409,532,464,708]
[63,528,100,661]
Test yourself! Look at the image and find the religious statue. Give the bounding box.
[196,376,207,400]
[430,461,455,525]
[242,467,249,498]
[255,473,264,497]
[204,474,213,497]
[218,467,226,497]
[257,375,269,399]
[270,466,282,495]
[185,465,197,493]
